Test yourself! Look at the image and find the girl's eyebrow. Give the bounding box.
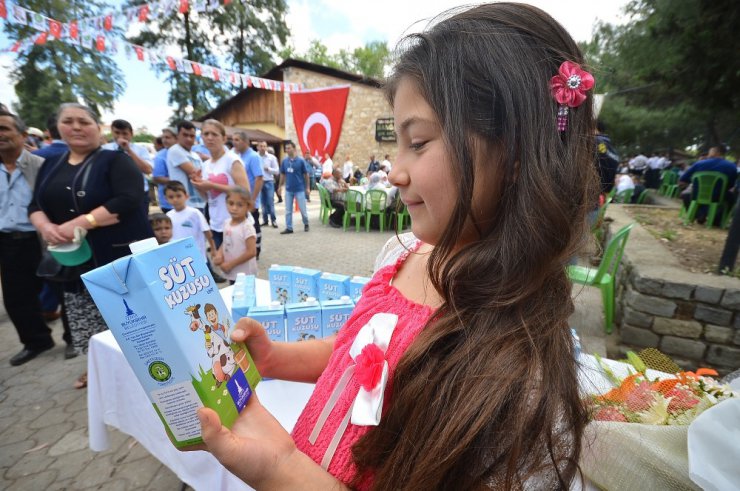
[396,116,437,134]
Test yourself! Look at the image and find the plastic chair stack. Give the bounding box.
[568,223,634,334]
[365,190,388,232]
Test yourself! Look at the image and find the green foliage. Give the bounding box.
[584,0,740,153]
[127,0,289,123]
[286,39,391,79]
[2,0,125,128]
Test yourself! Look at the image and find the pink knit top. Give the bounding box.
[291,242,434,489]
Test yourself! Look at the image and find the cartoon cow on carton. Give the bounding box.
[185,304,236,387]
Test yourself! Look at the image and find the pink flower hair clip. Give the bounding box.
[549,61,594,132]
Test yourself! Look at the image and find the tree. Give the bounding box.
[284,39,391,79]
[127,0,289,123]
[2,0,125,127]
[583,0,740,153]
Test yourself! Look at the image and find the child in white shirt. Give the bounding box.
[164,181,216,260]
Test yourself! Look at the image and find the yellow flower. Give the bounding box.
[637,393,671,425]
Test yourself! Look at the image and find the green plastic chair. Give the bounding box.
[365,189,388,232]
[658,171,678,196]
[343,189,365,231]
[683,171,728,228]
[615,188,634,204]
[316,183,333,225]
[568,223,634,334]
[592,197,612,242]
[394,203,410,232]
[635,189,649,204]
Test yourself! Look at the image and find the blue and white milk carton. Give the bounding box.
[247,301,286,343]
[317,272,351,301]
[285,297,322,342]
[292,267,321,303]
[231,274,256,321]
[81,237,261,448]
[349,276,371,301]
[268,264,293,304]
[320,296,355,337]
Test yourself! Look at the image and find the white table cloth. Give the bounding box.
[88,279,315,491]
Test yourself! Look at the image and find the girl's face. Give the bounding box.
[227,194,250,220]
[201,124,225,153]
[389,78,458,245]
[58,108,101,152]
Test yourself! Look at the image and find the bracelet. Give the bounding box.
[84,213,98,229]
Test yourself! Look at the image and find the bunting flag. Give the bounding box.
[179,0,189,14]
[49,19,62,38]
[2,1,304,93]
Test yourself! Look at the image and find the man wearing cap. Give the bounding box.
[152,127,177,213]
[0,110,58,366]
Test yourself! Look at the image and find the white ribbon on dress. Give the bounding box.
[308,313,398,469]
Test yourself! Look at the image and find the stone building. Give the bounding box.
[199,59,397,165]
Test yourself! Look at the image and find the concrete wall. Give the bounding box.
[607,206,740,374]
[282,67,397,169]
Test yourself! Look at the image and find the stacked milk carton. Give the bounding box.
[232,264,367,341]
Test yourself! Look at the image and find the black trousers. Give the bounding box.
[0,232,54,350]
[251,209,262,260]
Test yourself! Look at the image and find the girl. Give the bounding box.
[191,119,249,248]
[213,187,258,281]
[194,3,598,489]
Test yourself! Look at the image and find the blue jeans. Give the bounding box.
[261,181,276,223]
[285,190,308,230]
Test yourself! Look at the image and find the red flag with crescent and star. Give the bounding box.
[289,86,350,160]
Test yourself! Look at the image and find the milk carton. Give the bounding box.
[247,302,286,343]
[285,297,321,342]
[292,267,321,303]
[320,296,355,337]
[349,276,371,301]
[231,274,256,321]
[81,237,261,448]
[317,272,350,301]
[268,264,293,304]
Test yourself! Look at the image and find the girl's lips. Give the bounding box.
[402,199,423,207]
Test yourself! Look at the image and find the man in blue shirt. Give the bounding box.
[279,141,310,234]
[679,145,737,225]
[32,114,68,163]
[152,127,177,213]
[0,110,58,366]
[233,131,264,258]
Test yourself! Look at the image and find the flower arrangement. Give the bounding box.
[587,350,736,426]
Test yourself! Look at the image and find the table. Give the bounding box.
[88,279,315,491]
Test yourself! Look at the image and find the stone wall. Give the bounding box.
[607,206,740,374]
[282,67,397,167]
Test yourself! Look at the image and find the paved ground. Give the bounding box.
[0,191,605,490]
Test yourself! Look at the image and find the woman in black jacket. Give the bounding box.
[29,103,152,388]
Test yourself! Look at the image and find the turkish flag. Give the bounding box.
[0,0,7,20]
[192,63,202,76]
[166,56,176,70]
[134,46,145,61]
[104,14,113,31]
[96,35,105,52]
[179,0,189,14]
[34,32,48,45]
[69,21,79,39]
[138,5,149,21]
[290,86,350,160]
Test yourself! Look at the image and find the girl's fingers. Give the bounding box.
[197,408,242,469]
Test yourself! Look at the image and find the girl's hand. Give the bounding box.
[39,222,67,246]
[213,252,223,265]
[220,261,233,273]
[231,317,275,375]
[197,396,299,489]
[191,179,212,191]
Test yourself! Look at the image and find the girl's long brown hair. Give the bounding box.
[351,4,598,490]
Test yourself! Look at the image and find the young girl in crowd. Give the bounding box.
[213,187,258,282]
[194,3,598,489]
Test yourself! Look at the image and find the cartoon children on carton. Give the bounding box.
[186,303,237,387]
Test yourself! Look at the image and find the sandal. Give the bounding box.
[74,373,88,389]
